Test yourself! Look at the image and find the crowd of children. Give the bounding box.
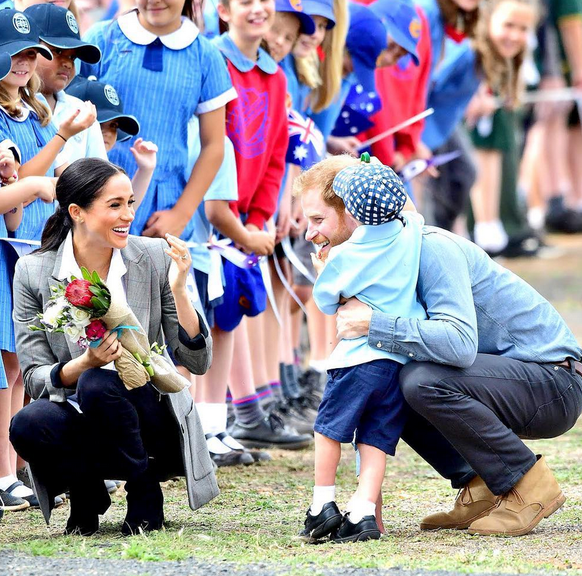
[0,0,580,539]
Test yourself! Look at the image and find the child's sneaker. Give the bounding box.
[298,501,342,542]
[332,514,381,543]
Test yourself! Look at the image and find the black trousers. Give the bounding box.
[399,354,582,495]
[10,368,183,510]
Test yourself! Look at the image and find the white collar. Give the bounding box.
[0,100,36,122]
[118,9,199,49]
[58,231,127,289]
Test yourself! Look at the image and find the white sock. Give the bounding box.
[0,474,33,498]
[347,499,376,524]
[311,485,335,515]
[220,434,246,451]
[205,435,232,455]
[474,220,508,252]
[197,402,228,436]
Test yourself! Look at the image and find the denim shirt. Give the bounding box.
[368,226,582,367]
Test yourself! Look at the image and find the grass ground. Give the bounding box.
[1,234,582,574]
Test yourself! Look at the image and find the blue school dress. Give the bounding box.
[82,10,236,240]
[0,214,14,389]
[0,106,61,240]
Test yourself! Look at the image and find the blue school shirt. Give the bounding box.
[415,0,445,78]
[422,39,480,150]
[280,55,311,113]
[186,116,238,274]
[0,105,64,240]
[309,76,352,141]
[313,212,427,370]
[82,10,237,238]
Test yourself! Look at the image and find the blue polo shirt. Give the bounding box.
[313,212,427,369]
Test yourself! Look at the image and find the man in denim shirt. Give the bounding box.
[294,156,582,538]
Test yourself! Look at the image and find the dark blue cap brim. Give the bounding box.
[0,40,53,60]
[116,129,132,143]
[385,20,419,66]
[295,12,316,35]
[40,36,102,64]
[97,110,140,136]
[351,56,377,93]
[0,52,11,82]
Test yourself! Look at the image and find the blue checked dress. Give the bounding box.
[0,214,14,388]
[0,107,60,241]
[82,10,236,242]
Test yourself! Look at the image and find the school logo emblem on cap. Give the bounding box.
[66,11,79,34]
[104,85,120,106]
[290,0,303,11]
[13,13,31,35]
[409,18,421,39]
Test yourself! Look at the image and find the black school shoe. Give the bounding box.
[298,501,342,542]
[332,514,381,543]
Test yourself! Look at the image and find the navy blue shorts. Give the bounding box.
[314,359,407,455]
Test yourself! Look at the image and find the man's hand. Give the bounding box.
[336,298,373,340]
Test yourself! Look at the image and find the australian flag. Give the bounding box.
[286,109,325,170]
[332,84,382,138]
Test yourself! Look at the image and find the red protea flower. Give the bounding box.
[65,279,94,308]
[86,319,107,341]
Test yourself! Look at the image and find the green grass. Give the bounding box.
[1,429,582,574]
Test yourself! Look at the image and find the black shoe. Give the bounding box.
[298,368,325,397]
[215,432,271,463]
[496,234,540,258]
[0,488,30,511]
[64,513,99,536]
[122,470,164,536]
[545,207,582,233]
[211,450,255,467]
[298,502,342,542]
[5,481,39,508]
[332,514,381,543]
[270,400,315,436]
[229,413,313,450]
[65,478,111,536]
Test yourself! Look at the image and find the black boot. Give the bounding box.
[298,501,342,542]
[122,467,164,536]
[65,478,111,536]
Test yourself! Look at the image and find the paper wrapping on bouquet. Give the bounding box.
[101,298,189,394]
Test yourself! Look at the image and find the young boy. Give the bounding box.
[65,76,157,208]
[25,3,106,163]
[297,155,427,543]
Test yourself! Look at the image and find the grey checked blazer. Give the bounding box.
[12,236,219,522]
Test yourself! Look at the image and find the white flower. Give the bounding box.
[69,307,92,327]
[64,323,86,343]
[41,298,68,328]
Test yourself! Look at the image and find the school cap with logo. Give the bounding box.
[24,4,101,64]
[302,0,335,28]
[65,76,140,142]
[275,0,316,35]
[369,0,420,66]
[345,3,388,93]
[333,153,408,225]
[0,52,11,82]
[0,9,52,60]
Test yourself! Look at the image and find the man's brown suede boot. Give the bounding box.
[468,456,565,536]
[420,476,499,530]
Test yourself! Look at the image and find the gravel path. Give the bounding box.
[0,552,566,576]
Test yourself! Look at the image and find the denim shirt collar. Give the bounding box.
[214,32,278,74]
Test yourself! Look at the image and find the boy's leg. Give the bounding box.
[351,443,386,522]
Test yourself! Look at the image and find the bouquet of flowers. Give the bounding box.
[31,267,188,393]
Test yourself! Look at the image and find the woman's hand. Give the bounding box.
[164,233,191,294]
[83,330,123,368]
[58,102,98,140]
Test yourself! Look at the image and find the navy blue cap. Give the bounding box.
[369,0,420,66]
[214,262,267,332]
[24,4,101,65]
[302,0,335,29]
[0,52,11,82]
[333,160,408,225]
[346,3,387,93]
[0,10,52,61]
[65,76,140,141]
[275,0,316,35]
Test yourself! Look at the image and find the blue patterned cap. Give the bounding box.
[333,162,408,225]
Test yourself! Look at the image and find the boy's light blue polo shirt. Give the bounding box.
[313,212,427,369]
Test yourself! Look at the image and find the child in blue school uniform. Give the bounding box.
[297,155,426,543]
[81,0,236,242]
[25,3,108,164]
[0,9,96,241]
